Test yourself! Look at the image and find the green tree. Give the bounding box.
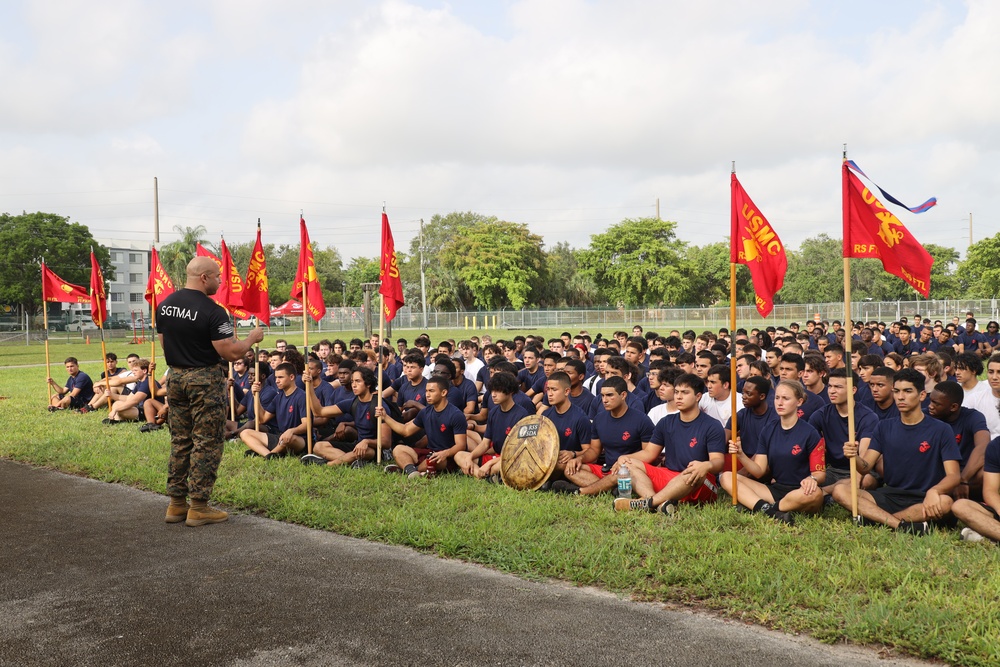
[343,257,381,307]
[578,217,693,306]
[0,211,114,316]
[159,225,211,287]
[407,212,491,310]
[957,233,1000,298]
[683,241,758,306]
[441,220,545,310]
[778,234,844,304]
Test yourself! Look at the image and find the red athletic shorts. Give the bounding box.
[586,463,607,478]
[643,463,718,504]
[481,453,499,465]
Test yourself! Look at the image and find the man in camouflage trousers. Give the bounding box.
[158,257,263,527]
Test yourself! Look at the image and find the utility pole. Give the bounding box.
[970,212,973,248]
[419,218,428,328]
[656,197,660,220]
[153,177,160,244]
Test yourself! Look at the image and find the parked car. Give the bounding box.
[271,316,290,327]
[128,318,148,331]
[237,316,260,328]
[66,318,99,332]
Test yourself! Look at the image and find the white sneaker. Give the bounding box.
[961,527,985,542]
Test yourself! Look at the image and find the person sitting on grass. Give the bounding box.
[721,380,826,525]
[831,368,962,536]
[807,369,879,494]
[224,361,268,440]
[455,372,530,480]
[952,433,1000,543]
[542,371,594,480]
[557,376,654,495]
[928,380,990,501]
[615,373,726,515]
[302,367,392,467]
[101,359,165,429]
[82,352,136,413]
[381,352,428,422]
[48,357,94,411]
[377,375,468,478]
[725,376,779,466]
[239,362,309,459]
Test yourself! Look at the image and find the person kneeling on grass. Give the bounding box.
[830,368,962,536]
[952,433,1000,543]
[239,362,309,459]
[615,373,726,516]
[557,376,654,495]
[454,371,530,480]
[720,380,826,525]
[376,375,467,479]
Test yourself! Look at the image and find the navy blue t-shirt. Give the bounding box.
[447,378,479,413]
[984,436,1000,474]
[545,403,593,452]
[868,416,961,493]
[67,371,95,403]
[652,411,726,473]
[517,366,545,392]
[593,407,654,468]
[271,388,307,432]
[482,390,535,415]
[413,403,468,452]
[313,381,336,408]
[335,396,377,440]
[808,403,879,470]
[393,377,427,408]
[727,406,780,458]
[938,407,989,467]
[758,419,825,486]
[872,401,900,421]
[766,383,824,420]
[484,403,531,453]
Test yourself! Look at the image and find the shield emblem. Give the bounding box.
[499,414,559,490]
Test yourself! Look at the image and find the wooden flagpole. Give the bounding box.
[228,312,236,422]
[302,249,313,457]
[254,344,261,432]
[376,292,386,464]
[843,147,860,520]
[729,161,739,505]
[99,323,112,413]
[42,261,53,406]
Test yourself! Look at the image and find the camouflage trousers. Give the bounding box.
[166,365,227,501]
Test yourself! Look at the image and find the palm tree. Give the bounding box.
[158,225,211,286]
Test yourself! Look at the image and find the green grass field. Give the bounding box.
[2,334,998,666]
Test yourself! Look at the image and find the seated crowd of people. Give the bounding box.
[49,312,1000,545]
[48,352,168,432]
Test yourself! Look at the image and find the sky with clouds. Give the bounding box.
[1,0,995,263]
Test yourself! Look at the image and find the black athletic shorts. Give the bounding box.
[869,485,925,515]
[765,482,799,506]
[982,503,1000,522]
[824,467,851,486]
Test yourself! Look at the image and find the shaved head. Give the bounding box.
[186,256,221,295]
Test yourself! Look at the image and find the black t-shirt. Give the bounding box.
[157,289,233,368]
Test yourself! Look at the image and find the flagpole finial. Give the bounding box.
[843,143,847,159]
[257,217,261,230]
[731,161,735,174]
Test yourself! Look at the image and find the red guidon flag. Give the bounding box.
[731,173,787,317]
[842,162,933,297]
[291,216,326,321]
[41,262,89,303]
[242,224,270,326]
[89,250,108,326]
[378,212,404,321]
[196,242,248,318]
[144,246,175,308]
[220,238,248,318]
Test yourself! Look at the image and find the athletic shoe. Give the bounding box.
[823,494,836,507]
[102,418,119,425]
[961,527,985,543]
[243,449,261,458]
[384,464,402,474]
[77,406,93,414]
[381,449,395,464]
[614,497,652,512]
[551,481,580,495]
[407,470,425,480]
[350,459,366,470]
[896,521,929,536]
[853,515,878,527]
[658,501,677,517]
[48,406,58,412]
[139,423,161,433]
[300,454,325,465]
[769,510,795,525]
[734,504,752,514]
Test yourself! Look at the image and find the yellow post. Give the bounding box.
[464,316,468,330]
[729,262,739,506]
[376,293,386,464]
[303,289,313,456]
[844,257,859,520]
[473,315,477,329]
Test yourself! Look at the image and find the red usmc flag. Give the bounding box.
[379,212,404,322]
[41,262,89,303]
[291,217,326,321]
[731,173,787,317]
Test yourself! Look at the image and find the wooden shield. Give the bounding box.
[499,414,559,490]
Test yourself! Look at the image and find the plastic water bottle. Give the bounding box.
[617,463,632,499]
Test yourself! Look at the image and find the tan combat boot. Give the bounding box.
[165,496,189,524]
[186,499,229,527]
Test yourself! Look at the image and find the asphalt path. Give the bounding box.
[0,460,942,667]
